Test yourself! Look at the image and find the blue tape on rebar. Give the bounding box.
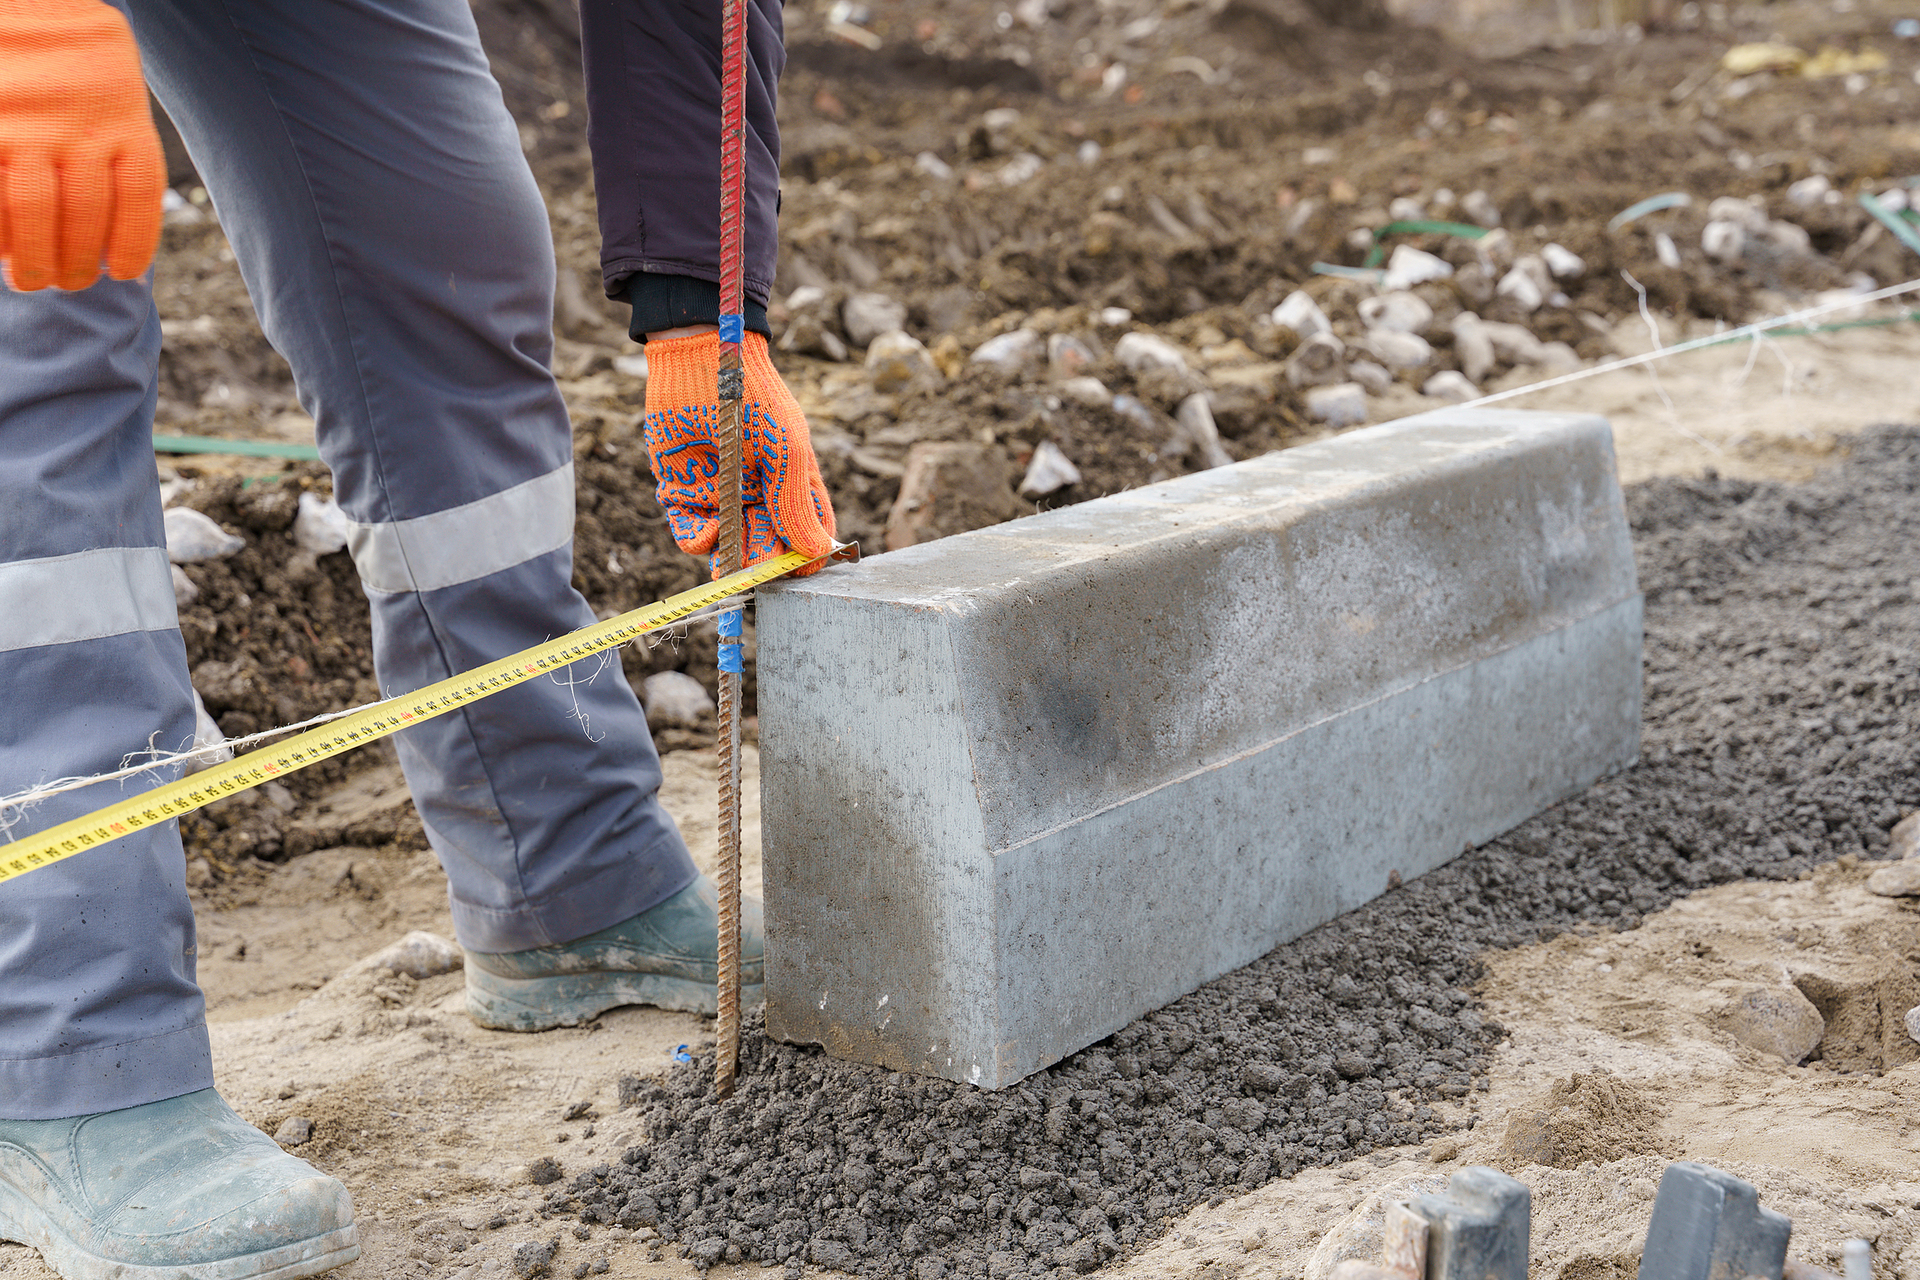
[719,609,744,638]
[719,642,744,673]
[719,314,745,344]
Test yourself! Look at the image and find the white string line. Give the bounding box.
[1454,275,1920,414]
[1618,269,1692,441]
[0,589,756,828]
[6,284,1919,826]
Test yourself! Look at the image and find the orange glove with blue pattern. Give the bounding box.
[642,331,837,578]
[0,0,165,292]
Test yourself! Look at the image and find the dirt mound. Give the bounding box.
[1496,1073,1666,1170]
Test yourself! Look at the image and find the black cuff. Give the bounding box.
[620,273,771,344]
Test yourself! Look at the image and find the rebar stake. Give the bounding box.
[712,0,750,1100]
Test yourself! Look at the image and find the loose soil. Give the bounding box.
[7,1,1920,1279]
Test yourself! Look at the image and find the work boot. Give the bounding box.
[464,874,764,1031]
[0,1088,359,1280]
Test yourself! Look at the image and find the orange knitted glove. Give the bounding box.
[0,0,164,292]
[642,331,837,578]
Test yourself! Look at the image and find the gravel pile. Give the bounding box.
[536,428,1920,1278]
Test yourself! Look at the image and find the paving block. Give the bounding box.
[757,407,1642,1088]
[1415,1167,1531,1280]
[1638,1162,1791,1280]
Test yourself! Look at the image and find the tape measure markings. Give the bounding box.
[0,551,810,886]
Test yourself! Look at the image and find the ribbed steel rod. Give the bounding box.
[712,0,750,1099]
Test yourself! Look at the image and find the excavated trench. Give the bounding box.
[528,428,1920,1278]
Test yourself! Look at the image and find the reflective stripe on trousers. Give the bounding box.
[0,0,698,1119]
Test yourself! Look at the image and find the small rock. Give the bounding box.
[1347,360,1392,395]
[914,151,953,181]
[1019,441,1083,497]
[367,930,463,980]
[970,328,1043,371]
[1890,813,1920,859]
[1722,983,1825,1064]
[642,671,712,731]
[1764,220,1813,255]
[1108,394,1163,436]
[995,152,1044,186]
[1655,232,1682,269]
[185,856,215,889]
[1271,290,1332,338]
[865,329,937,393]
[274,1116,314,1147]
[1906,1005,1920,1046]
[1461,189,1502,228]
[1286,331,1347,389]
[1495,265,1544,312]
[775,311,848,362]
[1057,375,1110,407]
[1357,291,1433,335]
[1360,331,1433,370]
[1052,1240,1100,1274]
[1867,861,1920,897]
[292,492,351,555]
[1701,220,1746,263]
[885,441,1022,551]
[841,292,907,348]
[1047,333,1097,380]
[1388,196,1426,222]
[810,1240,858,1270]
[1380,245,1453,292]
[1480,321,1548,365]
[1474,227,1514,270]
[1423,370,1477,403]
[1541,243,1586,280]
[1534,341,1582,376]
[171,564,199,606]
[687,1240,726,1267]
[527,1157,564,1187]
[164,507,245,564]
[1097,306,1132,327]
[512,1239,559,1279]
[1333,1050,1372,1079]
[786,284,828,311]
[1787,175,1832,207]
[1174,394,1233,470]
[611,352,648,380]
[1305,383,1368,428]
[188,688,232,773]
[1706,196,1769,233]
[1451,313,1497,383]
[1113,331,1189,374]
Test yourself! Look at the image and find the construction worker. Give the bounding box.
[0,1,829,1278]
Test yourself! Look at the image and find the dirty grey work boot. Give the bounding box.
[464,874,765,1031]
[0,1088,359,1280]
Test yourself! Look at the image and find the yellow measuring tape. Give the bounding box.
[0,550,814,887]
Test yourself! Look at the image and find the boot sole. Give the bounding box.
[465,967,764,1031]
[0,1182,359,1280]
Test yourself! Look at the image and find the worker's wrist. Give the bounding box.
[646,324,718,342]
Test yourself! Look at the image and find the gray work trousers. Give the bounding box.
[0,0,699,1120]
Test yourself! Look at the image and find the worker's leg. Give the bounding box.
[0,277,211,1119]
[127,0,700,953]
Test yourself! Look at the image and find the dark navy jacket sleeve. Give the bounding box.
[579,0,784,319]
